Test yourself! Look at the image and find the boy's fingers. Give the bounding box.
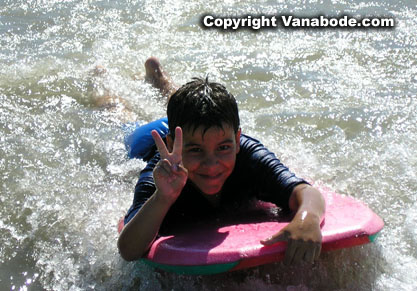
[151,130,169,159]
[292,242,305,264]
[173,127,183,157]
[176,164,188,175]
[283,240,297,265]
[158,159,187,176]
[314,243,322,260]
[304,247,316,263]
[154,159,172,178]
[260,230,288,245]
[160,158,173,174]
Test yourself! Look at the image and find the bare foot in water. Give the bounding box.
[144,57,178,98]
[92,65,107,76]
[89,58,177,122]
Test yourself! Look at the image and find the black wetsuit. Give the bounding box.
[124,134,308,233]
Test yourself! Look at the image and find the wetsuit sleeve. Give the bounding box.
[123,153,160,224]
[238,134,309,209]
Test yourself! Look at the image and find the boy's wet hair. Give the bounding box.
[167,77,240,138]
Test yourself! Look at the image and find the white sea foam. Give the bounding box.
[0,0,416,290]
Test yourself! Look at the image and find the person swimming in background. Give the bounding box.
[90,57,177,123]
[109,57,325,266]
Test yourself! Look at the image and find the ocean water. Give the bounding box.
[1,0,416,290]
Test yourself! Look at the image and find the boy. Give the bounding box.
[118,57,325,266]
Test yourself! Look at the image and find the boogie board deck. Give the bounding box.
[118,186,384,275]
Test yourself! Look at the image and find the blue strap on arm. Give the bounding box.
[123,117,169,159]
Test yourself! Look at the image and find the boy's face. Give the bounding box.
[168,124,241,195]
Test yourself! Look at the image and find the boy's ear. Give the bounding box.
[166,133,174,152]
[235,128,241,154]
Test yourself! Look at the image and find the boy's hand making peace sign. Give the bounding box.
[118,127,188,261]
[151,127,188,203]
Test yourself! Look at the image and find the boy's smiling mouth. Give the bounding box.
[197,172,223,180]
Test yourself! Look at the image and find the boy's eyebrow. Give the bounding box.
[218,138,234,144]
[184,138,234,148]
[184,142,201,148]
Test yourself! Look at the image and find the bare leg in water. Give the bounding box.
[92,57,178,122]
[144,57,178,98]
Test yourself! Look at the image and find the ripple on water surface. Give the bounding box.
[0,0,416,290]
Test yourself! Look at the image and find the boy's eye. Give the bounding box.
[218,145,231,151]
[189,147,202,153]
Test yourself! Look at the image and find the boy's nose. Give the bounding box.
[202,154,219,167]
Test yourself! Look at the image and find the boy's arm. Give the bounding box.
[118,127,188,261]
[261,184,325,265]
[238,135,324,264]
[118,190,177,261]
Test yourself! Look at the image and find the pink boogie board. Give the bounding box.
[118,185,384,275]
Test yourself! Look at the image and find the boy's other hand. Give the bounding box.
[151,127,188,202]
[260,211,322,265]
